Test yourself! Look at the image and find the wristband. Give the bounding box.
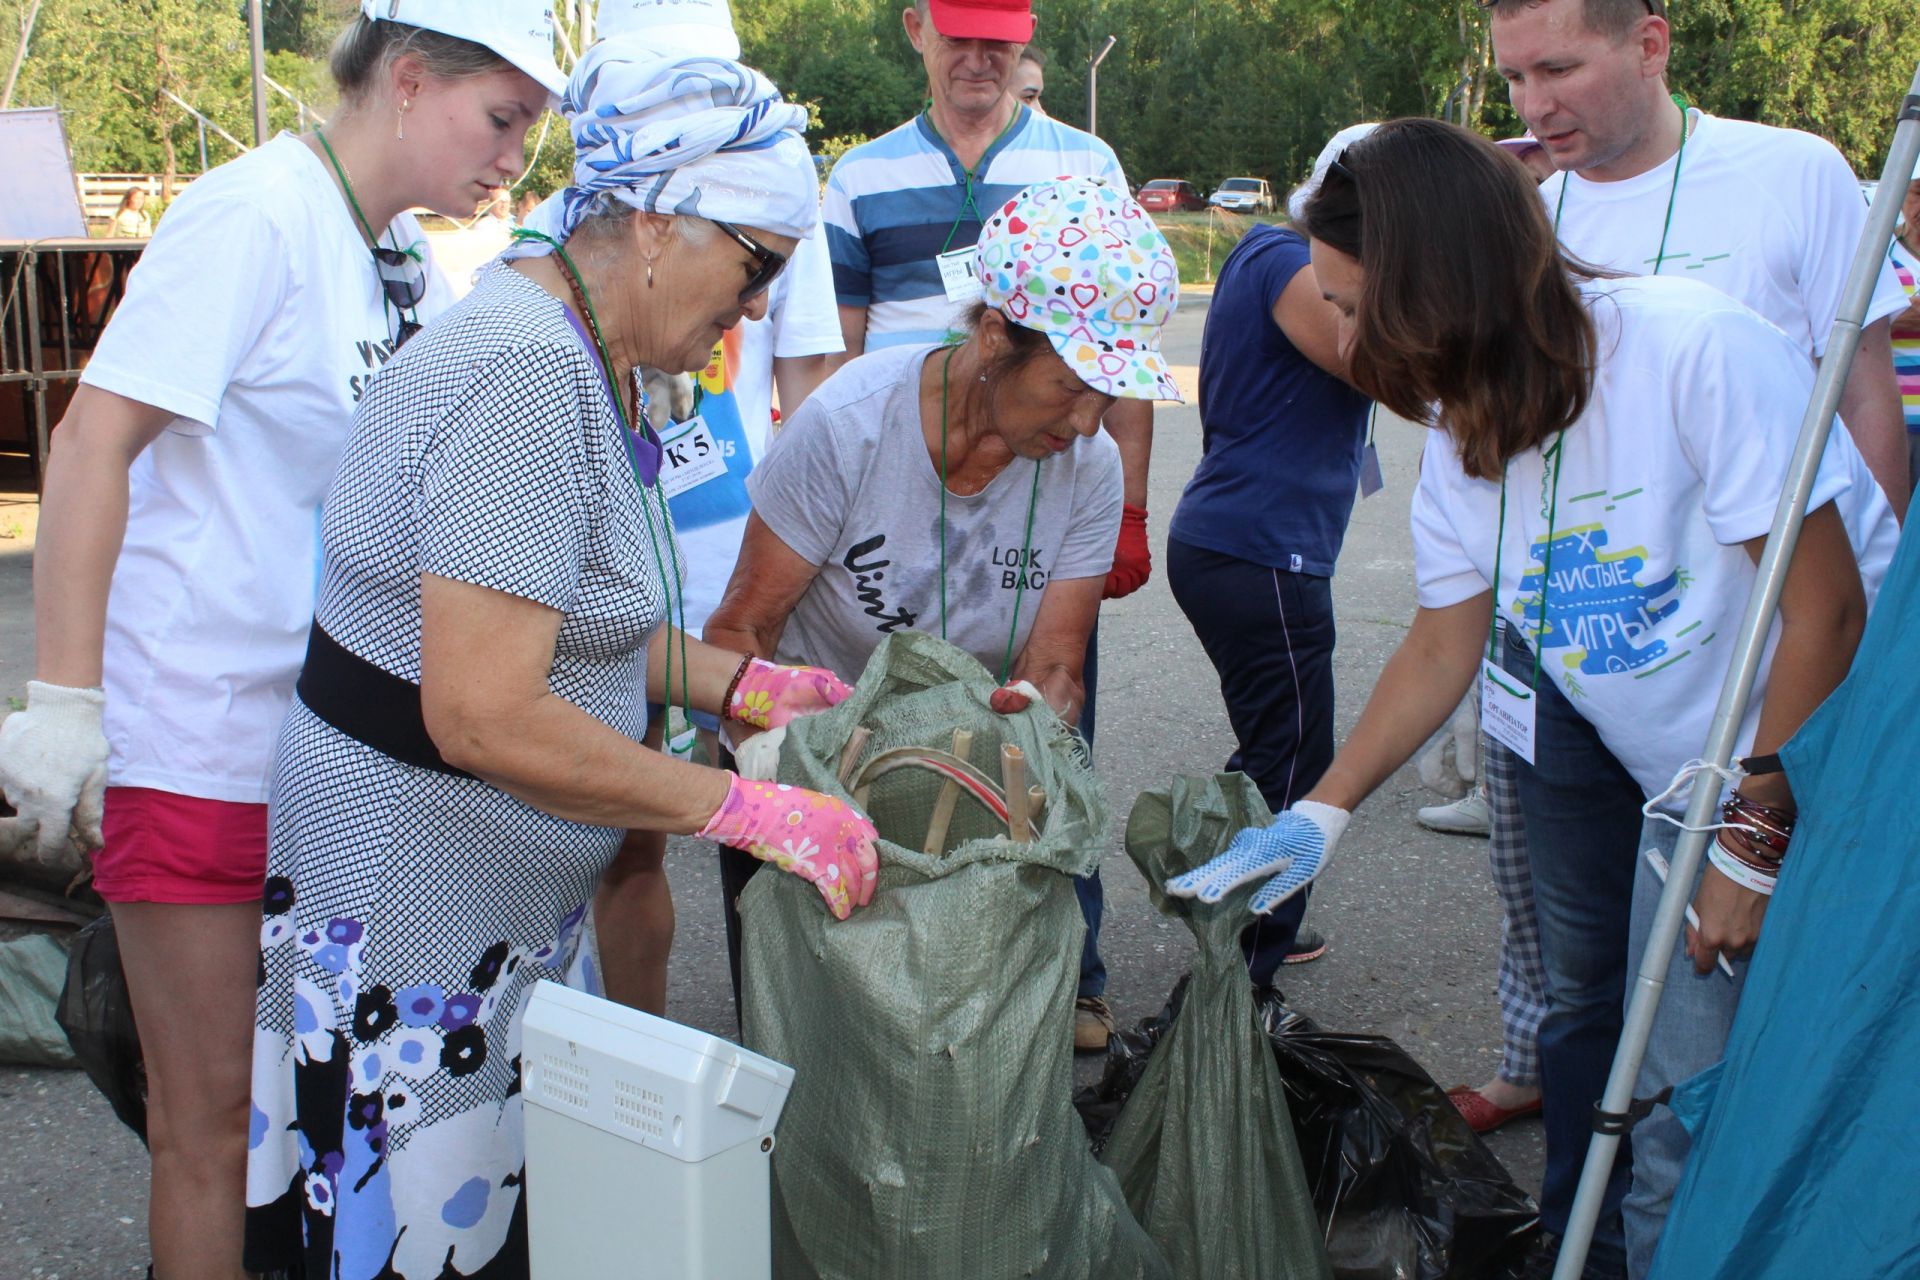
[1707,839,1777,896]
[719,653,755,723]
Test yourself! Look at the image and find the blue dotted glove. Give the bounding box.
[1164,801,1351,915]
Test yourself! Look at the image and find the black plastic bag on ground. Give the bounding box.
[55,913,147,1143]
[1254,992,1538,1279]
[1077,976,1540,1278]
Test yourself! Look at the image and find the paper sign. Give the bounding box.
[935,246,983,304]
[1480,656,1537,765]
[658,416,729,499]
[1359,443,1384,498]
[665,705,697,762]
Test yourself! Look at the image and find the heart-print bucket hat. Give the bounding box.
[974,175,1183,402]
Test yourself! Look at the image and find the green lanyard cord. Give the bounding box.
[1490,433,1565,688]
[937,346,1044,683]
[314,128,422,336]
[926,105,1021,254]
[510,228,693,745]
[1552,95,1691,275]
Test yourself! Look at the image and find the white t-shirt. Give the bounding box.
[1541,111,1906,354]
[676,218,842,637]
[748,343,1122,683]
[1411,276,1898,802]
[82,133,451,803]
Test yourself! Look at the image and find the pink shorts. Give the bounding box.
[90,786,268,906]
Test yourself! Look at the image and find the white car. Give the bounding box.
[1209,177,1274,214]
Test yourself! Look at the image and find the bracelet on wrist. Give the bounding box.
[1707,839,1777,896]
[720,653,756,723]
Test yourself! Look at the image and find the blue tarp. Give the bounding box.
[1648,520,1920,1278]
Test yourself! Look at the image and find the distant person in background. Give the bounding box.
[1890,158,1920,490]
[111,186,152,238]
[514,186,541,223]
[587,0,847,1018]
[822,0,1163,1051]
[1165,123,1379,986]
[1012,45,1046,112]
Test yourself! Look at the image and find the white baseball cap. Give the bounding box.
[360,0,568,102]
[596,0,741,59]
[1288,122,1380,221]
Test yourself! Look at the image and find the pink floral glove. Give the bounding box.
[728,658,852,731]
[698,774,879,920]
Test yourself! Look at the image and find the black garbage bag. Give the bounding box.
[1078,981,1539,1280]
[54,913,146,1144]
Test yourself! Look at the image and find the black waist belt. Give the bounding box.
[296,623,474,779]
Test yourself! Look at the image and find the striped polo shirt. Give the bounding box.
[823,105,1128,349]
[1891,239,1920,434]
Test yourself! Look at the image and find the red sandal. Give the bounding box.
[1446,1084,1542,1135]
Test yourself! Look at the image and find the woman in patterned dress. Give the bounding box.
[244,44,879,1280]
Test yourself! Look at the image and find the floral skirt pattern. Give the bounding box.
[245,703,615,1279]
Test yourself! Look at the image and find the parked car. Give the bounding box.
[1210,177,1274,214]
[1137,179,1208,213]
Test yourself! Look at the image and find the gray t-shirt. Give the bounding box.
[748,342,1122,682]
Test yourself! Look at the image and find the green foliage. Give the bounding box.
[4,0,1916,195]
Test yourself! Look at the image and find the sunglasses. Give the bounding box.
[711,219,789,304]
[372,246,429,312]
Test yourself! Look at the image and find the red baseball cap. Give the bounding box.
[926,0,1035,43]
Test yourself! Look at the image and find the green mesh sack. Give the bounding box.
[1103,774,1333,1280]
[740,631,1169,1280]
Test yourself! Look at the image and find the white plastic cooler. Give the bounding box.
[519,980,795,1278]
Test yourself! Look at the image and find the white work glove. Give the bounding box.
[1416,693,1478,797]
[0,681,109,863]
[1164,800,1351,915]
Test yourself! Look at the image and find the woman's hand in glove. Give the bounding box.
[727,658,852,731]
[698,774,879,920]
[1164,800,1351,915]
[0,681,109,860]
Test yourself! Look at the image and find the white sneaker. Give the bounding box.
[1418,787,1490,836]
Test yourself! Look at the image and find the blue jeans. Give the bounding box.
[1503,628,1633,1272]
[1623,820,1747,1279]
[1074,625,1106,1000]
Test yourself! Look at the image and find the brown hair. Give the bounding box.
[328,15,513,104]
[1295,118,1598,481]
[1480,0,1662,42]
[963,300,1056,404]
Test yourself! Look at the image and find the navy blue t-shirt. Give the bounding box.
[1171,225,1371,577]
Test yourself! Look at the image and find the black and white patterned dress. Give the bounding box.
[245,265,668,1280]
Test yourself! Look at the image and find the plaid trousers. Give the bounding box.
[1483,731,1547,1088]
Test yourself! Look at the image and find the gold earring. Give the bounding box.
[396,99,409,140]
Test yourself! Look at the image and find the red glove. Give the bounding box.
[1103,504,1151,599]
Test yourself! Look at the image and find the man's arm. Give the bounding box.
[1831,318,1909,522]
[772,355,833,421]
[832,305,868,370]
[1100,397,1154,598]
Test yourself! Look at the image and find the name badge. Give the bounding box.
[935,246,983,304]
[1480,656,1537,765]
[657,415,729,499]
[1358,443,1384,498]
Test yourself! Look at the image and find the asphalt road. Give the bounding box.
[0,293,1543,1280]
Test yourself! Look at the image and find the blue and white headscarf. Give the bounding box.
[506,37,817,256]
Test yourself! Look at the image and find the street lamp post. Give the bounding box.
[1087,34,1116,138]
[247,0,269,147]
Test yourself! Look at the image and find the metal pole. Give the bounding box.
[1552,61,1920,1280]
[1087,35,1115,138]
[2,0,44,111]
[197,118,208,172]
[247,0,269,146]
